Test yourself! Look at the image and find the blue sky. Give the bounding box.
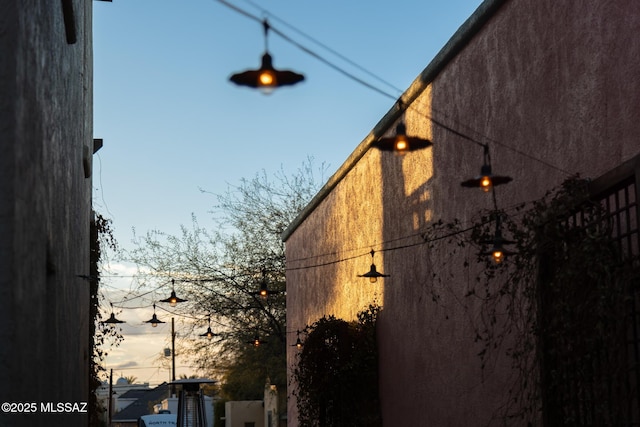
[93,0,483,385]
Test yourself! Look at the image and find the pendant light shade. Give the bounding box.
[229,20,304,94]
[200,326,215,340]
[480,215,515,263]
[230,52,304,94]
[292,331,303,350]
[358,249,389,283]
[145,304,165,327]
[372,123,432,155]
[200,316,216,340]
[461,163,513,192]
[248,334,267,347]
[461,145,512,192]
[252,274,283,299]
[160,280,187,307]
[102,303,125,324]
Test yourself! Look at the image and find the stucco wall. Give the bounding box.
[0,1,93,425]
[285,0,640,425]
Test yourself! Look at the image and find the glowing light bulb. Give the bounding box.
[152,322,158,328]
[394,136,408,154]
[259,71,275,86]
[492,249,504,263]
[481,176,492,192]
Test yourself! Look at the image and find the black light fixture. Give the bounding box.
[480,214,515,264]
[372,122,432,155]
[247,333,267,348]
[145,303,165,328]
[291,331,303,350]
[252,271,283,300]
[160,279,187,307]
[461,145,512,192]
[199,317,216,341]
[102,303,125,324]
[229,20,304,94]
[358,249,389,283]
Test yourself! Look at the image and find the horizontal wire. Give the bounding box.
[215,0,573,177]
[240,0,405,96]
[102,0,577,308]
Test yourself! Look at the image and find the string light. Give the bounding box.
[461,145,512,192]
[199,316,216,340]
[248,333,267,347]
[160,279,187,307]
[229,19,304,94]
[102,302,125,324]
[358,249,389,283]
[291,330,303,350]
[372,122,432,155]
[480,214,515,264]
[252,270,284,299]
[144,303,166,327]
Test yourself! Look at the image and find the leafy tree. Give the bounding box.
[128,159,325,405]
[124,375,138,384]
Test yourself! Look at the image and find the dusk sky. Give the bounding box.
[93,0,484,386]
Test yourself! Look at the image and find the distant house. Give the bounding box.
[283,0,640,425]
[111,382,171,427]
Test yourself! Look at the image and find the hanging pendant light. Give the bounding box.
[247,333,267,347]
[160,279,187,307]
[200,326,216,341]
[480,214,515,264]
[102,303,125,324]
[291,331,303,350]
[200,317,216,340]
[252,271,283,300]
[229,20,304,94]
[372,122,432,155]
[145,303,165,328]
[461,145,512,192]
[358,249,389,283]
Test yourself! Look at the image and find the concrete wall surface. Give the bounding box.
[0,0,94,425]
[225,401,265,427]
[284,0,640,425]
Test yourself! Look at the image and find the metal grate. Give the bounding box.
[598,176,640,426]
[540,158,640,426]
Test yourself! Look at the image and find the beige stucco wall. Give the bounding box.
[285,0,640,425]
[0,1,94,425]
[225,401,265,427]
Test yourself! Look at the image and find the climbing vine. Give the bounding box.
[292,305,381,427]
[466,177,638,424]
[291,177,638,426]
[89,213,123,427]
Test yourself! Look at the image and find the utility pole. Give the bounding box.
[108,368,113,426]
[172,317,176,382]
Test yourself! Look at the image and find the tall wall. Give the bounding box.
[0,1,94,425]
[284,0,640,425]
